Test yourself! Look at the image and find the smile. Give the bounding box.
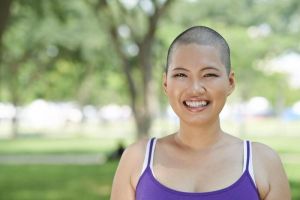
[183,100,209,108]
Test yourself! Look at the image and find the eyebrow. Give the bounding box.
[171,66,220,72]
[171,67,189,71]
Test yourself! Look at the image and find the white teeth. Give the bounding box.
[185,101,208,108]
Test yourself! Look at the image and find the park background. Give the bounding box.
[0,0,300,199]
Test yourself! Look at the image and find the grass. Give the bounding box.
[0,161,299,200]
[285,163,300,199]
[0,118,299,199]
[0,162,118,200]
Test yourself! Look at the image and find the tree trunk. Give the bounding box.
[11,102,19,139]
[10,80,19,139]
[134,110,152,139]
[9,63,20,139]
[95,0,173,139]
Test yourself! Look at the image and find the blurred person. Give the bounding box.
[110,26,291,200]
[108,141,125,161]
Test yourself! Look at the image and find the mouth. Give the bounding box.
[183,100,210,111]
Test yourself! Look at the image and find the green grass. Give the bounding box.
[0,161,299,200]
[285,163,300,200]
[0,162,118,200]
[0,120,299,200]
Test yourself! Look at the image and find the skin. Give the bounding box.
[110,43,291,200]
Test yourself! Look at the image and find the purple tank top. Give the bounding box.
[136,138,260,200]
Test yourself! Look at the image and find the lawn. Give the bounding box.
[0,162,118,200]
[0,161,299,200]
[0,128,299,199]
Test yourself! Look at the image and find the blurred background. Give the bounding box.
[0,0,300,199]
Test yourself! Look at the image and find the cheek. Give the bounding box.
[210,78,231,94]
[165,80,184,103]
[211,85,230,104]
[166,84,179,99]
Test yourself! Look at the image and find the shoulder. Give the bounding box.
[252,142,281,164]
[110,138,151,199]
[119,137,150,173]
[118,138,151,184]
[251,142,291,199]
[121,138,149,162]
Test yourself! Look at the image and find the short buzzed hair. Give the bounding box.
[166,26,231,75]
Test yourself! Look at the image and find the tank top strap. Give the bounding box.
[147,138,156,168]
[140,138,156,176]
[243,140,256,186]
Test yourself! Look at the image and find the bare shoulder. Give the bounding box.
[251,142,291,200]
[119,138,149,177]
[252,142,281,164]
[122,138,149,162]
[110,138,150,200]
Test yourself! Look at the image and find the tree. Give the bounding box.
[89,0,173,138]
[0,0,12,99]
[0,0,133,137]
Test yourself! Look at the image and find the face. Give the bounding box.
[163,43,235,126]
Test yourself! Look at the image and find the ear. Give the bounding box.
[227,71,235,96]
[162,72,167,94]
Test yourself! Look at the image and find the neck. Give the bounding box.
[175,118,224,150]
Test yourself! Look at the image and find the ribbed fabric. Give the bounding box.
[136,138,260,200]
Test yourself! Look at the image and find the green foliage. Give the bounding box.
[1,0,300,107]
[1,0,126,105]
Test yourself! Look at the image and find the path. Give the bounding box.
[0,154,106,165]
[0,153,299,165]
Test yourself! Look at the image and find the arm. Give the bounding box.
[110,139,147,200]
[253,143,291,200]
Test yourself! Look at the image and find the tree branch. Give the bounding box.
[109,20,137,113]
[144,0,172,44]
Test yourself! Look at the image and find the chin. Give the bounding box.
[180,116,216,126]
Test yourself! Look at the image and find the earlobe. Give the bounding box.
[227,71,235,96]
[162,73,167,94]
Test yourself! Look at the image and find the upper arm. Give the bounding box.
[110,139,148,200]
[252,142,291,200]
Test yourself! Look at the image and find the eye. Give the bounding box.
[173,73,187,78]
[204,73,218,78]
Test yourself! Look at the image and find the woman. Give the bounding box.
[110,26,291,200]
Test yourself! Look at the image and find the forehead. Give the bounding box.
[169,43,225,71]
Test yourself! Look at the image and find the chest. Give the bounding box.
[152,146,244,193]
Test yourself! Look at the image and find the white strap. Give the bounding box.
[140,139,151,176]
[243,140,256,186]
[140,138,157,176]
[248,141,256,186]
[242,140,247,172]
[150,139,157,171]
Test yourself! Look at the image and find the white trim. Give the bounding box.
[149,138,157,171]
[242,140,247,172]
[248,141,257,186]
[140,139,152,176]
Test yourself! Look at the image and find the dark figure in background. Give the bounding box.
[108,142,125,161]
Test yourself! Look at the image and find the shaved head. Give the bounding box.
[166,26,231,75]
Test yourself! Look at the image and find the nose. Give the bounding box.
[191,80,206,94]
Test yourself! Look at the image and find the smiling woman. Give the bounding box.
[164,44,234,126]
[110,26,291,200]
